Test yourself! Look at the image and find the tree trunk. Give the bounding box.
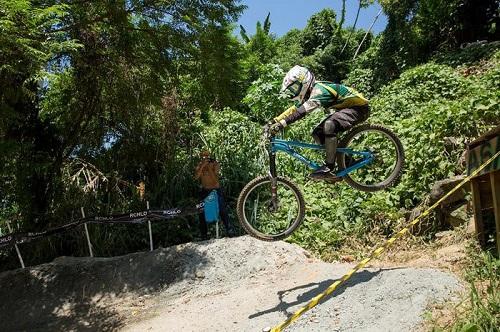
[336,0,346,37]
[340,0,362,55]
[353,8,382,60]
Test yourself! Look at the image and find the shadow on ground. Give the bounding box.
[0,245,208,331]
[249,269,384,320]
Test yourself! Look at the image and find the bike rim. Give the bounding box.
[241,179,302,238]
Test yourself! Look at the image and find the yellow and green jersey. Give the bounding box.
[274,81,369,126]
[311,81,368,109]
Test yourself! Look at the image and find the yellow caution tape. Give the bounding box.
[269,150,500,332]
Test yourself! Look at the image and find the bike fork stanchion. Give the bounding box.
[147,201,153,251]
[80,207,94,257]
[6,221,25,268]
[269,149,279,209]
[216,221,220,239]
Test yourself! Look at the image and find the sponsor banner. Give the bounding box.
[467,134,500,176]
[0,204,204,249]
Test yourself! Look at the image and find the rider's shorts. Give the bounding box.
[312,105,370,144]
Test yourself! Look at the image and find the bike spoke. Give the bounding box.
[243,180,301,236]
[343,128,402,188]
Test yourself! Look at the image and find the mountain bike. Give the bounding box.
[236,124,405,241]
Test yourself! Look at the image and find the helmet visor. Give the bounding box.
[284,81,302,99]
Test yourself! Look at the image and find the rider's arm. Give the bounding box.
[273,105,298,124]
[273,99,321,128]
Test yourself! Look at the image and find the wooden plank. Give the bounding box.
[469,125,500,149]
[490,171,500,256]
[467,134,500,176]
[471,179,486,246]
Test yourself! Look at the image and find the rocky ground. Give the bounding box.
[0,236,463,332]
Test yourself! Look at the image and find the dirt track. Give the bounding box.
[0,236,462,331]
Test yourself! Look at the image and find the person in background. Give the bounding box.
[194,150,235,239]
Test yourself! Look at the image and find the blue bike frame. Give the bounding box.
[270,138,374,178]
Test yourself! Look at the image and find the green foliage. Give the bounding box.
[0,0,81,229]
[273,7,373,82]
[200,108,262,195]
[274,29,304,70]
[355,0,499,93]
[301,9,338,56]
[432,246,499,332]
[242,64,288,123]
[343,68,375,98]
[240,13,277,84]
[371,60,500,206]
[197,23,246,110]
[433,41,500,68]
[0,0,246,270]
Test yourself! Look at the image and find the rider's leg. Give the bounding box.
[330,106,370,132]
[310,117,339,179]
[328,106,370,168]
[324,118,338,170]
[311,122,325,145]
[310,106,369,180]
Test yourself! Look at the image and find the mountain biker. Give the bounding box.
[266,65,370,180]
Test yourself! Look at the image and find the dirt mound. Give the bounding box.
[0,236,462,331]
[0,236,309,331]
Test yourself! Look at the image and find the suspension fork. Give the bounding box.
[268,148,279,210]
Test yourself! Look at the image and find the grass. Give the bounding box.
[429,242,499,332]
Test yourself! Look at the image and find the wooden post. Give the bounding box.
[467,126,500,254]
[147,201,153,251]
[490,171,500,256]
[6,221,25,269]
[470,179,486,246]
[80,207,94,257]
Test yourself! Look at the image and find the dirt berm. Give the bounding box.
[0,236,462,331]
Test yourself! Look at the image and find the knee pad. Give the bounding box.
[323,119,337,137]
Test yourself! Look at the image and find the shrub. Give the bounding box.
[242,64,289,124]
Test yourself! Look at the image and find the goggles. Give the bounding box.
[284,81,303,98]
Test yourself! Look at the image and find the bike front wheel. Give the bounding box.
[237,176,305,241]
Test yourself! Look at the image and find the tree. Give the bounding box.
[301,9,338,56]
[0,0,245,230]
[197,23,245,110]
[240,12,277,84]
[340,0,374,55]
[336,0,346,38]
[274,29,304,70]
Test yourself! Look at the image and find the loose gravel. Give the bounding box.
[0,236,462,331]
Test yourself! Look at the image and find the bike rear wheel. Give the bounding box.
[337,124,405,192]
[237,176,305,241]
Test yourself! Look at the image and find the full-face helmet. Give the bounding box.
[280,65,315,103]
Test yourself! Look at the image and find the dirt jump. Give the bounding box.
[0,236,462,331]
